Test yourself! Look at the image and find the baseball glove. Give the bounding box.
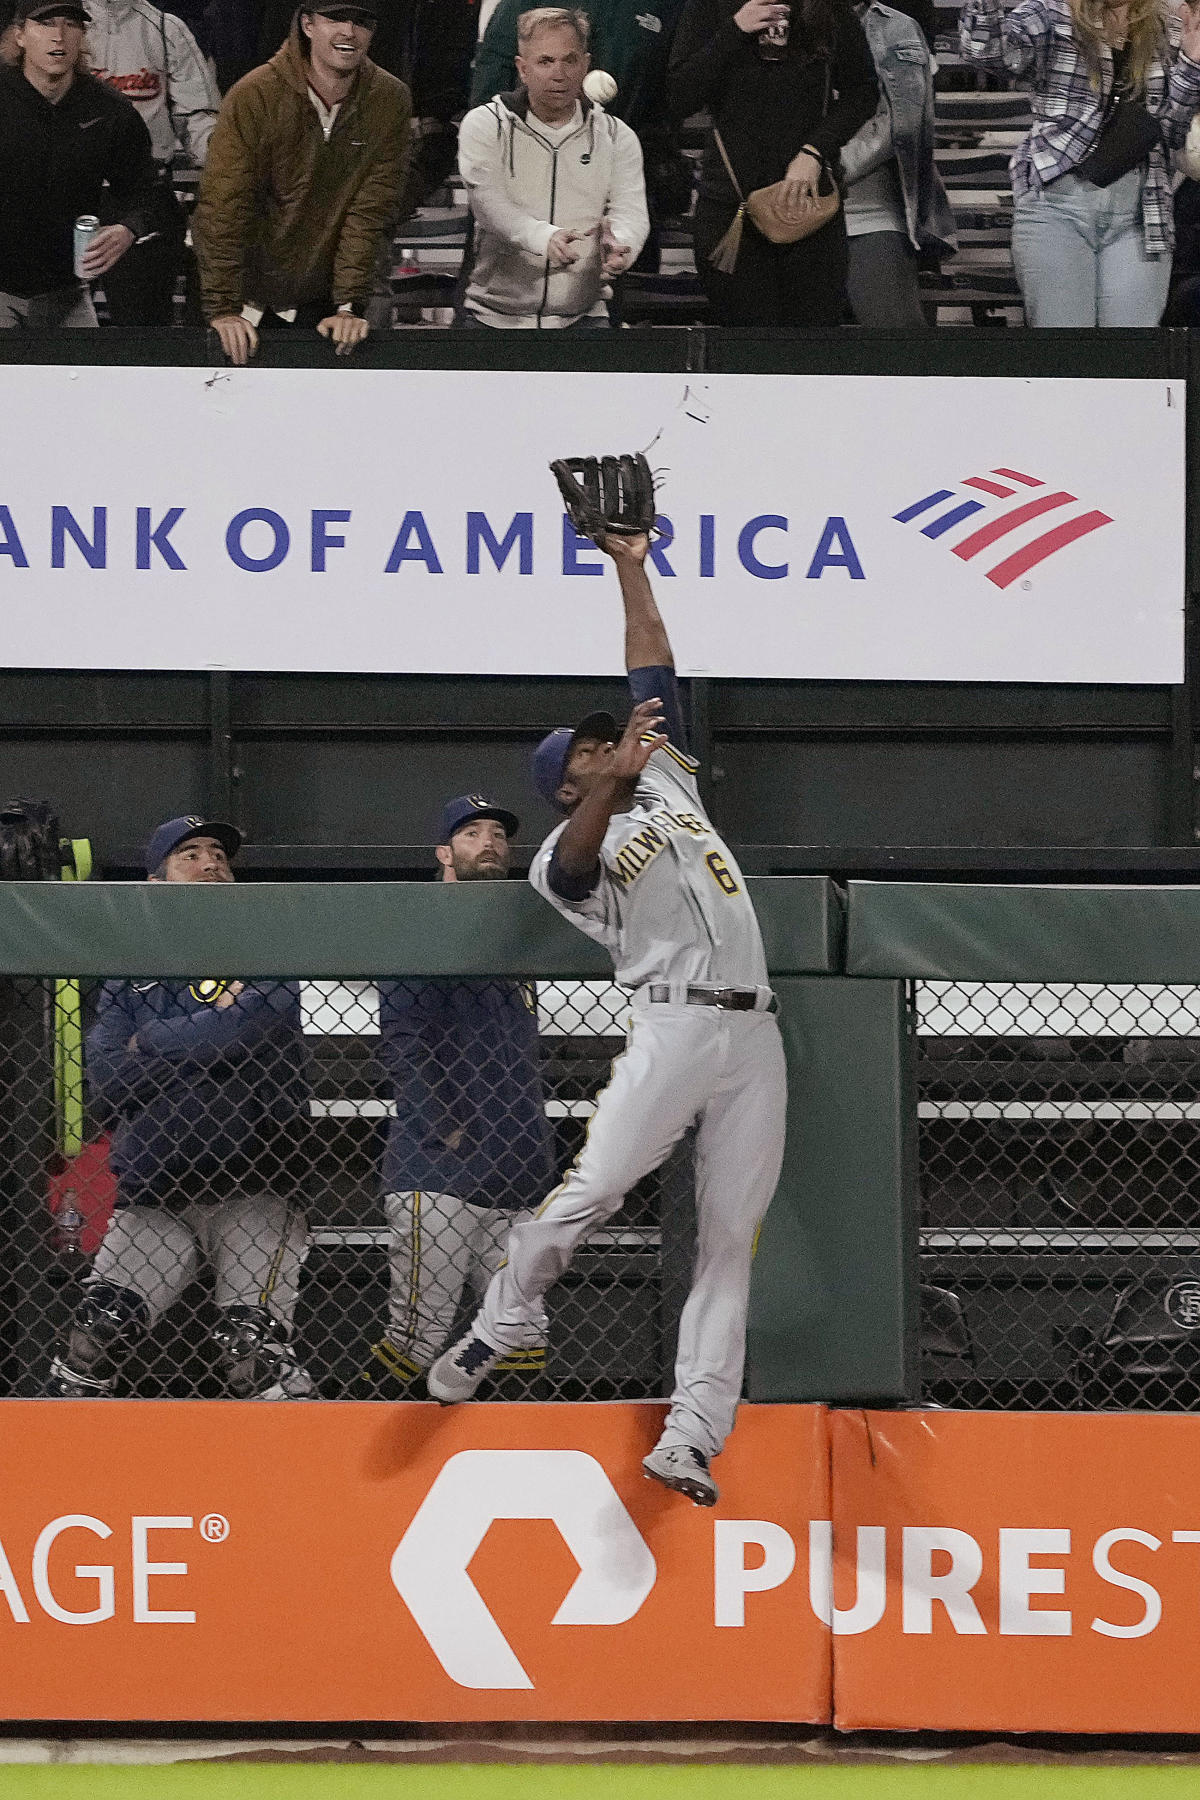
[0,799,62,881]
[550,452,657,544]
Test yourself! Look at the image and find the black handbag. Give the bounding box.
[1076,50,1161,186]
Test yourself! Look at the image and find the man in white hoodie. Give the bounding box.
[86,0,219,322]
[457,6,648,328]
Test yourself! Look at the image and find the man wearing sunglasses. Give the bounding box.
[193,0,411,363]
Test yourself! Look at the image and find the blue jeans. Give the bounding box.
[1010,168,1171,326]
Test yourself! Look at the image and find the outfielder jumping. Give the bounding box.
[429,455,787,1505]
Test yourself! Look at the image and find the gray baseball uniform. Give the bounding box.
[476,687,787,1460]
[47,977,314,1400]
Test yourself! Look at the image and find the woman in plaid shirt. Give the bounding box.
[961,0,1200,323]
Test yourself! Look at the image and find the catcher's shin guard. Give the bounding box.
[45,1281,148,1397]
[212,1305,315,1400]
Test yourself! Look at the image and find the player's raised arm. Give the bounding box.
[601,533,671,670]
[600,532,689,753]
[553,453,687,753]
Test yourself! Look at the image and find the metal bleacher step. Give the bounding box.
[310,1097,598,1121]
[921,1227,1200,1253]
[310,1226,661,1251]
[936,91,1033,122]
[937,146,1016,181]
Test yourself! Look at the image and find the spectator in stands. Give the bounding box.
[960,0,1200,325]
[192,1,411,364]
[458,7,649,327]
[842,0,954,324]
[361,796,556,1398]
[192,0,259,90]
[1166,111,1200,318]
[668,0,877,325]
[255,0,474,207]
[48,816,315,1401]
[0,0,157,327]
[86,0,220,325]
[471,0,693,268]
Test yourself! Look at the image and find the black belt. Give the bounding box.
[646,984,776,1012]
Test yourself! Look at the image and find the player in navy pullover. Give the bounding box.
[46,816,315,1402]
[361,794,556,1394]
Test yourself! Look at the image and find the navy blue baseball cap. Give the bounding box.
[439,794,519,844]
[531,711,619,809]
[145,815,242,875]
[16,0,92,21]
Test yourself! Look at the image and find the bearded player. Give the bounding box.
[429,455,787,1506]
[362,795,556,1394]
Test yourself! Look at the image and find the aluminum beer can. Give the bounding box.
[73,214,99,278]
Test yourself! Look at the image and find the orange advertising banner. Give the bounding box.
[0,1400,829,1723]
[830,1409,1200,1734]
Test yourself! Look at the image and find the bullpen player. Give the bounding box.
[46,816,315,1400]
[430,456,787,1506]
[362,795,556,1394]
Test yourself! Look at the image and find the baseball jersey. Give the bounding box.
[87,979,312,1204]
[376,978,555,1209]
[530,677,768,992]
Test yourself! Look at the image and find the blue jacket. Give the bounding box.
[376,979,555,1210]
[842,1,956,256]
[87,979,312,1203]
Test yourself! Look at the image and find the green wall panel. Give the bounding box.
[746,977,918,1404]
[0,877,841,979]
[847,881,1200,982]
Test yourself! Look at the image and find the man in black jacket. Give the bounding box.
[0,0,157,326]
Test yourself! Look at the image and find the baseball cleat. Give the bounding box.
[44,1356,116,1398]
[427,1332,502,1403]
[642,1442,718,1507]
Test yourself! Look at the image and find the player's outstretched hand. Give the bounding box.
[598,530,650,565]
[610,698,667,782]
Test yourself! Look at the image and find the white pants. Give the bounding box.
[477,998,787,1459]
[384,1189,544,1370]
[89,1194,308,1329]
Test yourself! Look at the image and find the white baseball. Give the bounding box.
[583,69,618,104]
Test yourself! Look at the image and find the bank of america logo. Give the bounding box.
[893,468,1112,589]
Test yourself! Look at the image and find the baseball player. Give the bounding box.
[361,794,556,1395]
[429,456,787,1506]
[46,815,315,1400]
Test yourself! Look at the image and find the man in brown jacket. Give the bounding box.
[193,0,410,363]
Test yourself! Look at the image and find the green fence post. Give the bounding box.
[746,975,919,1404]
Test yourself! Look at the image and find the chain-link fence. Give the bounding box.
[18,956,1200,1413]
[0,974,693,1402]
[918,979,1200,1411]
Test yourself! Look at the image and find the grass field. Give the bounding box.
[6,1765,1200,1800]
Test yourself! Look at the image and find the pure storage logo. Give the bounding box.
[388,1449,835,1694]
[388,1456,1200,1694]
[388,1449,820,1692]
[389,1451,656,1689]
[894,466,1112,590]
